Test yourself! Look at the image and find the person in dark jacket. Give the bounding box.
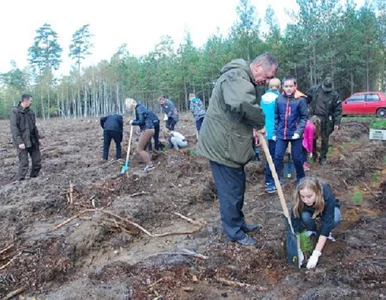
[10,94,42,181]
[197,52,279,247]
[188,92,206,134]
[125,98,160,172]
[268,75,308,193]
[291,176,341,269]
[159,96,179,130]
[306,76,342,165]
[100,114,123,161]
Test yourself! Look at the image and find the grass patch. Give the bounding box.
[371,172,380,183]
[327,146,333,154]
[189,149,197,156]
[352,190,363,206]
[371,119,386,129]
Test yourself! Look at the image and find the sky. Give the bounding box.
[0,0,365,76]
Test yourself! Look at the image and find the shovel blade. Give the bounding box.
[120,164,129,174]
[286,231,299,266]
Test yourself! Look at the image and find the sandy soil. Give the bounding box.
[0,114,386,300]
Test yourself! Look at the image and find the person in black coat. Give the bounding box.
[100,114,123,160]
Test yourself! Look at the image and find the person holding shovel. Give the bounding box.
[291,176,341,269]
[268,75,308,193]
[125,98,159,172]
[197,52,279,246]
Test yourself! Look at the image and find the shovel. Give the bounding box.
[259,133,301,267]
[283,143,295,179]
[121,125,134,174]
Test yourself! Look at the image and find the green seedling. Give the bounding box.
[189,149,197,156]
[297,231,313,255]
[371,172,379,183]
[342,142,348,149]
[327,146,333,154]
[352,191,363,206]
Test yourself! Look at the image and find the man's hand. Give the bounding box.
[334,125,339,131]
[18,143,25,149]
[292,133,300,139]
[38,139,43,146]
[306,250,322,269]
[164,114,168,121]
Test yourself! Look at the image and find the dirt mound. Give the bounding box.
[1,116,386,299]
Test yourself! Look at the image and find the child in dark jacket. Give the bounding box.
[291,176,341,269]
[267,75,308,193]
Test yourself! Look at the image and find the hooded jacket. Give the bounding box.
[189,97,206,120]
[10,104,41,148]
[196,59,265,168]
[100,114,123,132]
[274,90,308,140]
[131,103,159,131]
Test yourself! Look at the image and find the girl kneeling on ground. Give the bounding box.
[291,176,341,269]
[125,98,159,172]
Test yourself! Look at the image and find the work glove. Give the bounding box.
[292,133,300,139]
[298,248,304,268]
[272,136,277,141]
[309,153,313,159]
[305,230,317,237]
[164,114,168,121]
[306,250,322,269]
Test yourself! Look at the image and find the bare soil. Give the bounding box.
[0,115,386,300]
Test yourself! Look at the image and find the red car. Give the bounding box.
[342,91,386,117]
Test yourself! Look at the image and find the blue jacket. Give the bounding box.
[261,89,279,140]
[100,114,123,132]
[274,90,308,139]
[291,183,340,236]
[189,97,206,120]
[131,103,159,131]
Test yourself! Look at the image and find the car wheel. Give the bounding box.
[376,108,386,118]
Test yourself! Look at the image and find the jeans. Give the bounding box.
[301,207,342,232]
[103,130,122,160]
[265,139,276,184]
[274,138,305,181]
[210,160,247,241]
[195,117,204,133]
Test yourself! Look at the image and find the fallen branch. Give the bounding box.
[216,277,250,288]
[362,181,378,198]
[0,252,22,271]
[0,244,14,255]
[3,287,26,300]
[149,249,208,260]
[342,179,349,189]
[174,212,202,226]
[130,191,149,197]
[52,209,203,238]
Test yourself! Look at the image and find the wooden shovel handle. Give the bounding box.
[259,133,295,234]
[125,125,134,163]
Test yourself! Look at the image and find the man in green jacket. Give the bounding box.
[306,77,342,165]
[10,94,42,181]
[197,53,279,246]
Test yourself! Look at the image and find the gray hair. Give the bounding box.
[252,52,279,71]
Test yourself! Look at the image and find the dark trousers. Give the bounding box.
[166,117,177,130]
[274,138,305,181]
[18,143,41,180]
[265,139,276,184]
[148,122,160,151]
[302,146,308,164]
[103,130,122,160]
[210,160,247,241]
[195,117,204,133]
[315,117,332,160]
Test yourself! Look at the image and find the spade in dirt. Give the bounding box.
[259,133,301,267]
[283,143,295,179]
[121,125,134,174]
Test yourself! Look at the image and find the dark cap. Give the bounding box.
[322,77,333,92]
